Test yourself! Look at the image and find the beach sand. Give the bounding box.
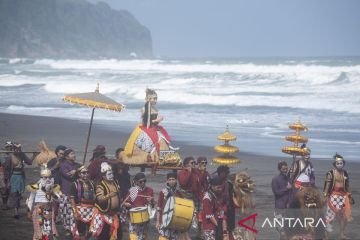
[0,112,359,239]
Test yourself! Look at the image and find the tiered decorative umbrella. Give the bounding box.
[282,119,310,157]
[63,84,125,164]
[213,126,240,165]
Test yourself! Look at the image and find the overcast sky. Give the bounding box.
[90,0,360,58]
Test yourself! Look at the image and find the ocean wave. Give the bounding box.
[1,59,359,115]
[32,58,360,78]
[5,105,61,112]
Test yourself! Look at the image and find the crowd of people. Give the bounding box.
[0,140,354,240]
[271,148,353,240]
[0,141,241,240]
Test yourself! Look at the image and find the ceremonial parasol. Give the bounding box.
[63,84,125,164]
[282,119,309,158]
[213,126,241,165]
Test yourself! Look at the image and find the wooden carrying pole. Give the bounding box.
[83,108,95,164]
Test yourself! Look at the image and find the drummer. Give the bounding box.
[124,172,154,240]
[156,172,184,240]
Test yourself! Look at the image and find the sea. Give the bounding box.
[0,57,359,161]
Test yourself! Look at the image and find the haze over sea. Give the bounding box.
[0,57,359,161]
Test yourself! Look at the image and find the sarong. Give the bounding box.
[32,204,58,240]
[59,195,74,231]
[71,204,95,239]
[90,208,119,240]
[326,191,351,223]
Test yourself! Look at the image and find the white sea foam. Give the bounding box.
[1,58,360,160]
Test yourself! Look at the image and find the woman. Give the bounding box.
[122,88,178,165]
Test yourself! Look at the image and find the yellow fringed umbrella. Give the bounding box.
[63,84,125,164]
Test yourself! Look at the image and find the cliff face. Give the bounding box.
[0,0,153,58]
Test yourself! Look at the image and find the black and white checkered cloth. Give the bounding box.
[77,205,94,223]
[90,211,115,237]
[60,195,74,231]
[326,193,346,223]
[330,194,345,209]
[129,186,140,202]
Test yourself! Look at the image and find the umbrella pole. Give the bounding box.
[83,108,95,164]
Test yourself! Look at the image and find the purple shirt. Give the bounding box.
[271,174,291,209]
[59,160,80,196]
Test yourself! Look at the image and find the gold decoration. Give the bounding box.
[217,129,237,141]
[213,155,241,165]
[282,119,309,156]
[213,126,240,165]
[214,145,239,154]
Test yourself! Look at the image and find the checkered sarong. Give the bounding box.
[76,204,94,223]
[71,204,95,238]
[326,192,346,223]
[59,195,74,231]
[32,204,58,239]
[90,208,119,238]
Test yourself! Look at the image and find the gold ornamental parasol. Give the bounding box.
[213,126,240,165]
[63,84,125,164]
[281,119,309,157]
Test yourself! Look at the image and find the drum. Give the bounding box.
[162,197,195,231]
[129,207,150,224]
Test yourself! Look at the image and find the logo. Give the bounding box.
[237,213,258,233]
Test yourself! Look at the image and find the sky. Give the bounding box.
[90,0,360,58]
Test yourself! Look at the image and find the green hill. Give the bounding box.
[0,0,153,58]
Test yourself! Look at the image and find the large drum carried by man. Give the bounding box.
[162,196,195,231]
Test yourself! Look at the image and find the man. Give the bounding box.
[4,141,34,218]
[217,165,235,234]
[178,156,200,200]
[178,156,201,233]
[289,144,315,190]
[196,156,210,234]
[197,157,210,201]
[26,165,62,240]
[91,162,121,240]
[47,145,66,223]
[271,161,292,239]
[202,176,229,240]
[114,161,131,240]
[156,172,183,240]
[70,165,96,240]
[323,153,353,239]
[47,145,67,185]
[124,172,154,240]
[88,145,109,184]
[59,148,80,236]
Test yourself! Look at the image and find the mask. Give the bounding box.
[335,161,344,169]
[105,171,114,181]
[40,177,54,192]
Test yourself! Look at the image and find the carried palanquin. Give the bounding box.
[282,120,310,157]
[121,88,181,167]
[213,126,240,165]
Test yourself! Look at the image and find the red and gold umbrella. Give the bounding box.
[63,84,125,163]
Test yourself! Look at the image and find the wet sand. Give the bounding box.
[0,112,359,239]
